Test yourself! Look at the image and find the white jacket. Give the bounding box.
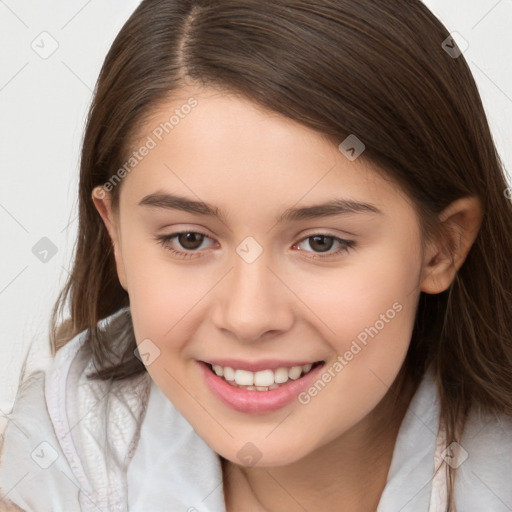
[1,307,511,511]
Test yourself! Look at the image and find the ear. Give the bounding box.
[91,186,128,290]
[420,196,483,294]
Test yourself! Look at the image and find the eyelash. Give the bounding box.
[155,230,356,260]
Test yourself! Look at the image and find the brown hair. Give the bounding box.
[50,0,512,508]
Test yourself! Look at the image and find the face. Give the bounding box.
[94,86,428,467]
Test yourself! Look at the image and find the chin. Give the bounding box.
[216,437,314,468]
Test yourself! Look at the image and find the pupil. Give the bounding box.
[310,235,333,252]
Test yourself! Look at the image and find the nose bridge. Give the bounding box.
[213,246,293,342]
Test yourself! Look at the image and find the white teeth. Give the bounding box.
[254,369,274,387]
[274,367,289,384]
[234,369,254,386]
[288,366,303,380]
[212,365,224,377]
[223,367,235,381]
[211,362,317,389]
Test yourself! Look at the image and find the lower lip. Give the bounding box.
[197,361,325,414]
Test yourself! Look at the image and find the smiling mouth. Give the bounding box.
[205,361,325,391]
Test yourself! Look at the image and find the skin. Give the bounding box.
[92,85,483,511]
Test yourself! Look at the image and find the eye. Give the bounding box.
[155,231,355,261]
[155,231,216,259]
[293,234,355,259]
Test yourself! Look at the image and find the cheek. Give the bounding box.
[288,249,421,442]
[121,237,216,354]
[288,241,422,365]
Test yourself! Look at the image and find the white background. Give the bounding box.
[1,0,511,419]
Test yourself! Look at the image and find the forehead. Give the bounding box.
[120,86,415,225]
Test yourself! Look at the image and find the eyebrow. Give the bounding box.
[138,191,382,223]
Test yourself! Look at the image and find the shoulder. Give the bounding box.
[377,368,512,511]
[0,307,151,511]
[454,405,512,510]
[0,371,81,511]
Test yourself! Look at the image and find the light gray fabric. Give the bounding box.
[0,308,153,511]
[376,368,440,511]
[126,380,226,511]
[1,307,511,511]
[0,308,226,512]
[378,370,512,512]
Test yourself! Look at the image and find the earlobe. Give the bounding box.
[420,196,483,295]
[91,186,128,290]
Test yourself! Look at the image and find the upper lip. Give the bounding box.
[201,359,323,372]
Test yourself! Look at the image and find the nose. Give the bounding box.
[212,251,295,344]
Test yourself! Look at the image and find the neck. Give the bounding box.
[222,369,417,512]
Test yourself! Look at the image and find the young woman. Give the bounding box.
[1,1,511,511]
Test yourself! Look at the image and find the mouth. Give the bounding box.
[205,361,325,391]
[198,359,326,413]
